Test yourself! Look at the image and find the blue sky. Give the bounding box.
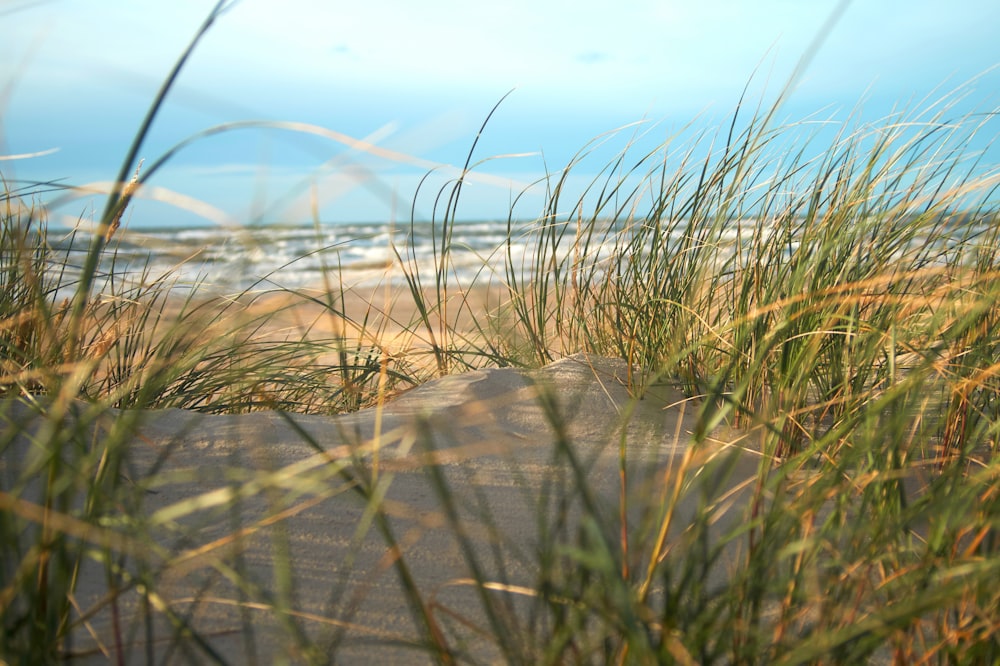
[2,0,998,228]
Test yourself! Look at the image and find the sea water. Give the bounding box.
[48,219,531,296]
[46,212,994,300]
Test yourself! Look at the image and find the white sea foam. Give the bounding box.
[77,220,521,295]
[57,213,988,299]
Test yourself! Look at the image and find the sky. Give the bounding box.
[2,0,999,228]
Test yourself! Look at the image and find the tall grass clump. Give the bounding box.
[0,185,422,415]
[484,85,999,660]
[390,91,525,377]
[505,89,999,446]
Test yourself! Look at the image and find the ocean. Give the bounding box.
[44,211,993,300]
[51,220,529,296]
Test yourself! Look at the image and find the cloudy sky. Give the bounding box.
[2,0,998,227]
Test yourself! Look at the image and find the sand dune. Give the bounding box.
[3,354,765,663]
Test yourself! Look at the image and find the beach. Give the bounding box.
[4,81,997,659]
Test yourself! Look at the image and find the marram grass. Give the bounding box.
[2,7,999,662]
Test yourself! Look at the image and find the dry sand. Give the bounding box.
[242,281,510,338]
[192,281,519,383]
[2,351,768,664]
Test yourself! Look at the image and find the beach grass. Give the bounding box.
[2,4,1000,662]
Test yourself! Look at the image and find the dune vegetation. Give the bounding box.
[2,3,998,663]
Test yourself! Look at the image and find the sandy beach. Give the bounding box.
[242,280,513,348]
